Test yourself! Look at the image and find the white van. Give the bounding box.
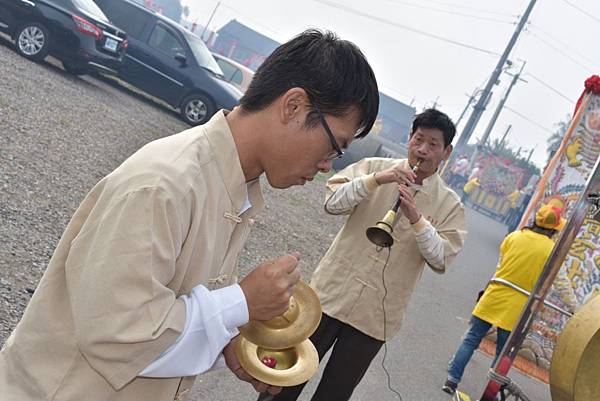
[212,52,255,93]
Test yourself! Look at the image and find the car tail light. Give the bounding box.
[72,15,103,40]
[120,39,128,50]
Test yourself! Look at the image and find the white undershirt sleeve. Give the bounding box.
[139,284,248,378]
[412,216,446,273]
[325,173,379,214]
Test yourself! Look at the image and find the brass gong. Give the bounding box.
[550,294,600,401]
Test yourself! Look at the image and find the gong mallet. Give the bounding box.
[365,160,421,247]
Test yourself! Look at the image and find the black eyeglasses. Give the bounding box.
[312,103,344,161]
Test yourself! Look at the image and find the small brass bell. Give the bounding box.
[366,160,421,248]
[366,209,397,248]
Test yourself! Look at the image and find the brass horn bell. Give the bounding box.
[365,160,421,248]
[234,281,322,387]
[365,209,397,248]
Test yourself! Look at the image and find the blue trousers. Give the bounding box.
[447,315,511,384]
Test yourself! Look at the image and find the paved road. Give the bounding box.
[191,208,550,401]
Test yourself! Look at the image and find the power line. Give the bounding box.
[560,0,600,25]
[526,30,595,74]
[528,23,600,71]
[525,72,575,104]
[314,0,502,56]
[504,106,554,134]
[417,0,517,18]
[467,61,526,168]
[385,0,516,25]
[454,0,538,155]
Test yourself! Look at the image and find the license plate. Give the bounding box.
[104,37,118,52]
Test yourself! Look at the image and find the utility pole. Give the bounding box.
[468,61,526,168]
[451,87,493,145]
[526,147,535,163]
[454,0,538,153]
[499,124,512,148]
[455,88,479,127]
[201,1,221,42]
[439,88,483,178]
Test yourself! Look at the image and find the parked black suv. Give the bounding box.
[0,0,127,75]
[93,0,241,125]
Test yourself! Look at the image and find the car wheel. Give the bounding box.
[180,94,214,126]
[62,62,87,76]
[15,22,50,61]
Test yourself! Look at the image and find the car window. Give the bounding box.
[215,59,237,81]
[148,24,185,58]
[71,0,109,22]
[231,69,243,85]
[94,0,150,38]
[184,31,222,76]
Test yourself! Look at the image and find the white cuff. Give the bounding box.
[411,215,428,233]
[212,284,249,329]
[139,284,247,378]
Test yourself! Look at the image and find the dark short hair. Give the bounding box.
[240,29,379,138]
[410,109,456,147]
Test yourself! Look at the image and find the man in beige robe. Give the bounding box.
[0,30,380,401]
[269,109,468,401]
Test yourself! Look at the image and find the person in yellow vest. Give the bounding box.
[503,188,523,224]
[442,203,579,395]
[265,109,467,401]
[463,177,480,194]
[461,177,480,203]
[507,188,521,208]
[0,30,380,401]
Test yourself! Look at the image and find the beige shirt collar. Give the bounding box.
[203,110,264,218]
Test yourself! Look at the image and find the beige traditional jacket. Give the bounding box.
[0,111,263,401]
[311,158,467,341]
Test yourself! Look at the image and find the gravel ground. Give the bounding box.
[0,35,343,352]
[0,36,553,401]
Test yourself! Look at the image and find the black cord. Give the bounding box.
[377,246,404,401]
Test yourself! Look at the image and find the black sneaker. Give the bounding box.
[442,380,457,395]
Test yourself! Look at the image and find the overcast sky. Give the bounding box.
[183,0,600,168]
